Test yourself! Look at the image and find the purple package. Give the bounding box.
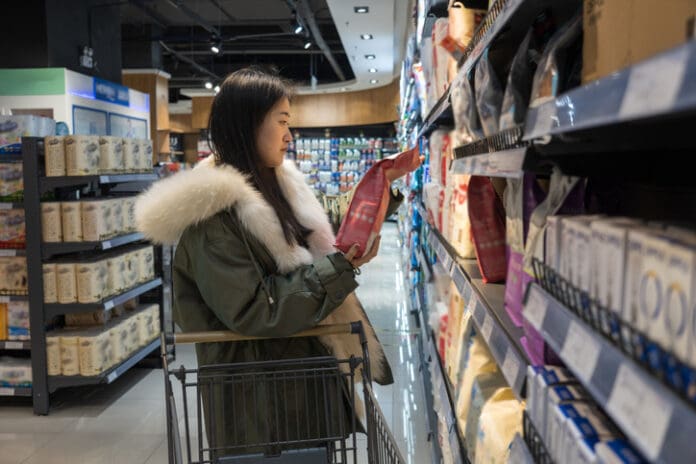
[520,176,585,364]
[504,174,547,326]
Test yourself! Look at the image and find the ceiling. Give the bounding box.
[119,0,412,104]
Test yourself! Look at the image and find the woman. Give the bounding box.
[136,67,409,458]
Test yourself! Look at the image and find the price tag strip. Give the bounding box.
[523,285,548,330]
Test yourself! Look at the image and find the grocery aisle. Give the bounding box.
[0,221,430,464]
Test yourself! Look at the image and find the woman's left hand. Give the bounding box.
[344,235,381,268]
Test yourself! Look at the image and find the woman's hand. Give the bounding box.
[344,235,381,269]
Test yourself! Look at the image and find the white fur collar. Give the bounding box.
[135,156,336,272]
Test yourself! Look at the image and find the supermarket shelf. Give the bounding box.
[523,283,696,463]
[48,337,160,392]
[42,232,145,258]
[524,41,696,144]
[0,248,26,256]
[44,278,163,319]
[452,147,529,179]
[39,172,158,193]
[0,386,32,397]
[427,229,528,400]
[417,87,453,139]
[0,202,24,209]
[0,340,31,350]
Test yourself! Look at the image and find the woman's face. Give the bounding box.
[256,97,293,168]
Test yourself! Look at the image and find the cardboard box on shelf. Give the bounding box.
[582,0,696,83]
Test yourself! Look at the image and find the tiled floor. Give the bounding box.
[0,222,432,463]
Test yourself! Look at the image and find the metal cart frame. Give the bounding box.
[162,322,405,464]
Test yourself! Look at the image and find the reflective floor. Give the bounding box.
[0,222,432,463]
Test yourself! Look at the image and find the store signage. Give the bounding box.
[93,78,130,106]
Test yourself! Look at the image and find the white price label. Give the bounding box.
[607,365,672,461]
[0,388,14,396]
[5,341,24,350]
[465,295,477,316]
[104,301,114,310]
[107,372,118,383]
[620,47,688,118]
[561,321,600,383]
[481,315,494,341]
[0,203,12,210]
[502,349,521,385]
[524,287,548,330]
[0,250,17,257]
[102,240,112,250]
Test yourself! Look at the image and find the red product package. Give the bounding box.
[335,147,420,257]
[468,176,507,283]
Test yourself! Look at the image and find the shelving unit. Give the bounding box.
[523,283,696,463]
[19,136,169,415]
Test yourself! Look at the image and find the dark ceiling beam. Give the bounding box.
[165,0,221,37]
[159,41,221,80]
[207,0,237,23]
[166,49,347,55]
[128,0,169,27]
[288,0,346,81]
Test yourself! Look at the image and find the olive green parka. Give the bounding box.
[135,155,394,455]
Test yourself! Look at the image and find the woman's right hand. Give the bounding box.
[343,235,381,269]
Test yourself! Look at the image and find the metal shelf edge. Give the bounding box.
[42,232,145,258]
[451,147,528,179]
[523,283,696,463]
[44,278,163,319]
[0,340,31,350]
[48,338,161,392]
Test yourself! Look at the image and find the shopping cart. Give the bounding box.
[162,322,406,464]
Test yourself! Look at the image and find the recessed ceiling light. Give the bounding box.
[204,82,213,89]
[214,85,220,93]
[365,54,376,60]
[294,24,303,34]
[361,34,373,40]
[304,41,312,49]
[354,6,369,13]
[370,79,378,84]
[368,68,377,73]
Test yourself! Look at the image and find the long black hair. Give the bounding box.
[208,66,311,247]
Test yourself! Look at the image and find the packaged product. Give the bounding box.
[76,257,108,303]
[59,331,80,376]
[122,249,139,289]
[81,199,109,241]
[444,281,465,381]
[474,387,524,464]
[447,1,486,53]
[136,307,154,345]
[335,147,420,257]
[61,201,83,242]
[79,328,111,376]
[137,245,155,282]
[65,309,110,327]
[544,384,590,452]
[450,299,474,389]
[0,208,25,246]
[448,174,475,259]
[44,136,66,176]
[65,135,100,176]
[432,18,452,98]
[6,301,29,340]
[660,239,695,364]
[122,138,140,172]
[552,403,619,464]
[595,439,646,464]
[56,261,77,303]
[46,334,62,375]
[529,12,583,108]
[106,254,127,296]
[140,139,153,172]
[124,314,140,352]
[109,319,129,363]
[0,304,6,339]
[474,47,504,137]
[111,198,125,236]
[0,163,23,198]
[40,202,62,242]
[0,256,28,295]
[464,370,506,459]
[0,115,55,153]
[450,70,482,142]
[468,176,506,283]
[122,196,137,232]
[98,135,124,173]
[560,215,604,294]
[0,356,32,387]
[455,334,498,433]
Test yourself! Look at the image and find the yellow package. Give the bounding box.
[464,371,507,460]
[448,174,476,259]
[474,387,525,464]
[0,303,7,340]
[445,282,465,381]
[455,334,498,433]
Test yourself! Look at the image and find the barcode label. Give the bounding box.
[502,349,521,386]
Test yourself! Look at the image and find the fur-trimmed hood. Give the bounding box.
[136,156,336,273]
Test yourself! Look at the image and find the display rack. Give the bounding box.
[523,283,696,463]
[20,137,169,414]
[425,225,529,400]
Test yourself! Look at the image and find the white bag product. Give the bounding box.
[46,334,62,375]
[76,257,108,303]
[61,201,83,242]
[122,138,140,172]
[59,331,80,376]
[41,202,62,242]
[56,261,77,304]
[474,387,524,464]
[65,135,100,176]
[44,136,66,176]
[79,328,111,376]
[42,263,58,303]
[81,199,109,242]
[98,136,124,173]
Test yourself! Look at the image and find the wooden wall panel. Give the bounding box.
[169,113,196,133]
[192,96,214,129]
[122,71,170,153]
[188,80,399,129]
[155,75,170,129]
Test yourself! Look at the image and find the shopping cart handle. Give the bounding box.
[168,323,361,345]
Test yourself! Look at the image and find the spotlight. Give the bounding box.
[361,34,373,40]
[354,6,369,13]
[294,24,304,34]
[214,85,220,93]
[304,41,312,49]
[365,54,376,60]
[210,37,222,54]
[205,81,213,89]
[369,68,377,73]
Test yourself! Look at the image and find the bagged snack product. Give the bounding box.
[475,47,505,137]
[455,334,498,433]
[335,147,420,258]
[468,176,507,283]
[474,387,524,464]
[447,1,486,53]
